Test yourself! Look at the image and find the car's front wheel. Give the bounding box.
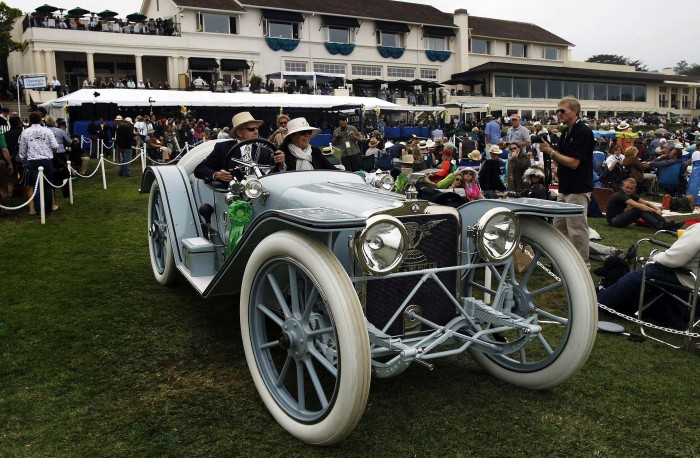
[465,217,597,389]
[147,180,176,285]
[240,231,371,445]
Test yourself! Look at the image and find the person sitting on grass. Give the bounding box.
[606,178,683,231]
[428,148,455,183]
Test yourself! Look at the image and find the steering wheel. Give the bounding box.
[224,137,279,176]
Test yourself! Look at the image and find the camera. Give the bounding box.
[530,133,549,144]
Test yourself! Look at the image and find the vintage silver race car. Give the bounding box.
[142,138,597,445]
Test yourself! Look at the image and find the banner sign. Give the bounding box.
[22,76,47,89]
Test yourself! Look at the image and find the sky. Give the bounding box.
[6,0,697,72]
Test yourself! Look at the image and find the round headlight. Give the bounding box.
[244,179,264,199]
[474,207,520,262]
[376,174,394,191]
[354,215,408,276]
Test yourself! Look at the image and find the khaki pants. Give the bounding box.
[553,192,591,266]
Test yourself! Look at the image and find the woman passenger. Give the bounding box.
[275,118,337,171]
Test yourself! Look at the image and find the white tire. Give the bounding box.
[240,231,371,445]
[147,180,177,285]
[467,217,597,389]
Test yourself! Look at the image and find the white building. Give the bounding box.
[8,0,700,118]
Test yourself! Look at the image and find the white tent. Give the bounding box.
[40,89,446,111]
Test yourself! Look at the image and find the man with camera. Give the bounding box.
[333,114,362,172]
[530,121,550,165]
[540,97,595,267]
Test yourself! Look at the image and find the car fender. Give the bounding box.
[141,166,202,266]
[203,208,366,297]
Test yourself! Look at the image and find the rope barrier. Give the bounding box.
[102,151,146,166]
[68,155,104,178]
[0,172,40,210]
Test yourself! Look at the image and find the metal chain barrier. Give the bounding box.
[519,243,699,339]
[597,302,700,339]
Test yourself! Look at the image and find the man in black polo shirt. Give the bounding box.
[540,97,594,266]
[607,178,682,230]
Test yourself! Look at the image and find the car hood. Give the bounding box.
[276,181,406,218]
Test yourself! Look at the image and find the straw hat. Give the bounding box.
[368,137,379,148]
[616,121,630,130]
[467,150,482,161]
[231,111,263,132]
[124,117,133,124]
[418,140,428,150]
[488,145,501,155]
[322,145,339,155]
[523,166,545,183]
[460,167,477,177]
[401,154,414,164]
[283,117,320,140]
[114,115,123,121]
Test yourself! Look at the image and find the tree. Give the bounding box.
[586,54,648,72]
[0,2,23,56]
[674,60,700,77]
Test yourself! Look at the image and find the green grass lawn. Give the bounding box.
[1,168,698,457]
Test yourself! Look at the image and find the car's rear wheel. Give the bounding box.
[465,217,597,389]
[240,231,370,445]
[147,180,176,285]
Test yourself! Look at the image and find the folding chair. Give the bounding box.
[593,151,606,175]
[634,231,700,350]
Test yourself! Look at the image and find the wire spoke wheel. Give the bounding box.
[241,232,370,445]
[464,218,597,389]
[147,181,176,285]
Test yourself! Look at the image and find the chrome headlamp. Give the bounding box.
[244,179,264,199]
[371,173,394,191]
[354,215,408,276]
[473,207,520,262]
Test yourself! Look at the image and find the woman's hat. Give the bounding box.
[400,154,414,164]
[523,166,545,183]
[616,121,630,130]
[460,167,477,177]
[322,145,338,155]
[284,117,320,140]
[418,140,428,150]
[231,111,263,132]
[114,115,123,121]
[488,144,502,155]
[468,150,482,161]
[368,137,379,148]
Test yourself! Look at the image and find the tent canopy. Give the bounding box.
[40,89,445,112]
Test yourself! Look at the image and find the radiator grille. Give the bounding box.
[365,213,460,336]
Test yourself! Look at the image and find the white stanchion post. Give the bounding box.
[111,141,116,162]
[38,166,46,224]
[100,154,107,189]
[99,138,103,158]
[141,146,147,172]
[67,160,74,205]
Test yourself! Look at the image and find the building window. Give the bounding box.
[593,83,607,101]
[495,76,512,97]
[387,67,414,78]
[470,38,491,54]
[659,86,667,93]
[634,85,646,102]
[542,46,560,60]
[563,81,579,98]
[513,77,529,98]
[507,42,527,58]
[285,61,307,72]
[620,84,634,102]
[608,84,621,101]
[377,31,402,48]
[547,80,562,99]
[659,94,668,107]
[352,65,382,77]
[531,79,546,98]
[197,13,237,34]
[264,20,299,39]
[314,63,346,74]
[425,36,447,51]
[420,68,438,80]
[325,26,351,43]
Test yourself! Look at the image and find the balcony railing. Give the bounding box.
[23,15,180,36]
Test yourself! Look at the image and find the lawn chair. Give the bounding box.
[593,151,606,175]
[634,230,699,350]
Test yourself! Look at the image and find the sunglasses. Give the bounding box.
[556,109,567,114]
[454,178,463,182]
[245,126,259,132]
[297,130,313,135]
[510,147,519,151]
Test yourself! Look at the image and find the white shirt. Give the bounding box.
[604,153,623,170]
[19,124,59,162]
